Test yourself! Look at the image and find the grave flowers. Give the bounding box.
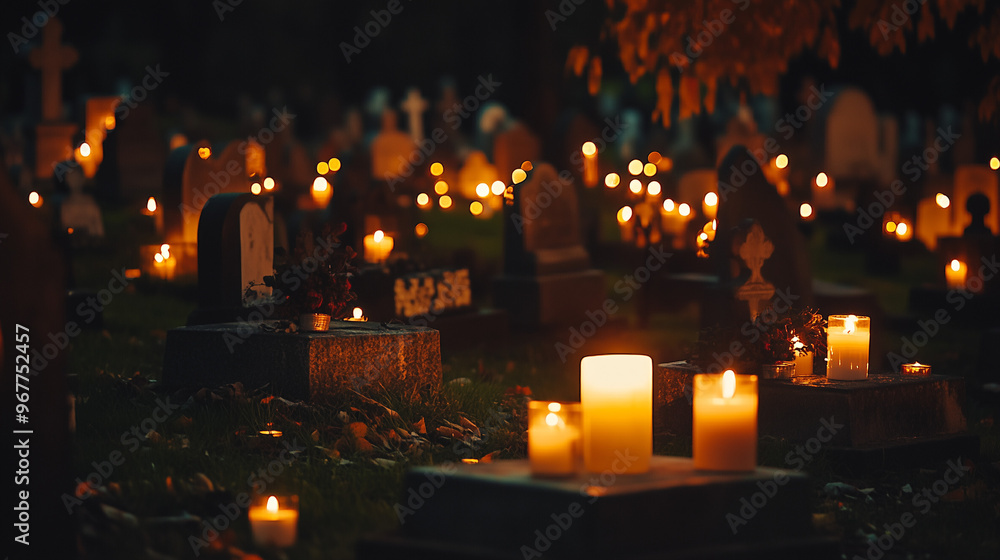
[249,222,357,330]
[691,307,826,377]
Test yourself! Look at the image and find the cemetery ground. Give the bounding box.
[68,208,1000,560]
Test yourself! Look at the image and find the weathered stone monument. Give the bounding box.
[29,18,78,180]
[493,163,604,327]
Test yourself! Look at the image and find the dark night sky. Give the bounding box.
[2,0,997,147]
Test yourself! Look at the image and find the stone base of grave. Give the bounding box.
[162,321,441,399]
[357,457,839,560]
[428,309,509,357]
[493,270,605,328]
[655,363,977,469]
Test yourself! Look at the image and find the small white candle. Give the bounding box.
[582,142,598,187]
[249,495,298,548]
[528,401,581,476]
[363,230,394,263]
[693,370,758,472]
[826,315,870,381]
[581,354,652,474]
[945,259,967,290]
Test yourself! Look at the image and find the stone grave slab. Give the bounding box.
[493,163,605,328]
[162,321,441,399]
[358,457,838,560]
[656,363,977,470]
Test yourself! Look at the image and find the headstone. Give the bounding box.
[80,96,120,178]
[162,140,259,245]
[59,165,104,238]
[715,104,764,167]
[677,169,716,215]
[100,103,167,201]
[0,151,74,559]
[706,146,814,330]
[734,223,775,320]
[29,18,79,179]
[400,88,428,144]
[493,122,541,179]
[953,165,999,234]
[370,109,416,183]
[824,88,895,183]
[493,163,605,327]
[457,150,499,200]
[189,193,273,325]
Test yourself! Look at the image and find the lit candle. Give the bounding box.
[901,362,932,376]
[580,354,652,474]
[152,248,176,281]
[826,315,870,381]
[812,172,836,210]
[346,307,367,322]
[945,259,967,290]
[702,192,718,220]
[249,495,298,548]
[581,142,598,187]
[363,230,394,263]
[693,370,758,471]
[528,401,581,476]
[792,336,813,376]
[311,177,332,208]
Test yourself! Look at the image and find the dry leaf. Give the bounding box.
[413,418,426,434]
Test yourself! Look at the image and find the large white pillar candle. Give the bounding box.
[581,354,652,474]
[826,315,870,380]
[693,370,758,471]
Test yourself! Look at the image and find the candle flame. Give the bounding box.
[816,172,829,187]
[663,199,675,212]
[79,143,91,157]
[704,192,718,207]
[154,253,164,263]
[844,315,858,334]
[146,197,157,212]
[678,203,691,217]
[936,193,950,209]
[722,370,736,399]
[547,402,561,413]
[792,335,805,350]
[950,259,961,272]
[373,230,384,243]
[353,307,363,319]
[581,141,597,156]
[266,496,278,513]
[545,412,560,427]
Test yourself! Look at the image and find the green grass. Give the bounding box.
[69,208,1000,559]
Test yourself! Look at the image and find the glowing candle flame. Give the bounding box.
[844,315,858,334]
[154,253,164,263]
[799,203,813,218]
[936,193,950,208]
[617,206,633,223]
[663,199,675,212]
[628,159,643,175]
[353,307,363,319]
[266,496,278,514]
[704,192,718,207]
[28,191,42,207]
[548,402,561,412]
[629,179,642,194]
[146,197,157,212]
[816,173,829,188]
[430,162,443,176]
[491,181,506,195]
[476,183,489,197]
[605,173,620,188]
[679,203,691,217]
[722,370,736,399]
[647,181,661,196]
[470,201,484,216]
[79,143,91,157]
[581,142,597,156]
[373,230,384,243]
[991,157,1000,171]
[328,158,341,172]
[951,259,961,272]
[775,154,789,169]
[512,169,527,184]
[545,413,560,427]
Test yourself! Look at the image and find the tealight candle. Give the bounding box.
[363,230,394,263]
[581,142,598,187]
[581,354,652,474]
[826,315,870,381]
[249,495,298,548]
[528,401,581,476]
[945,259,967,290]
[901,362,932,376]
[693,370,758,471]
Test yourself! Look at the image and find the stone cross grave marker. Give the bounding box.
[29,18,78,178]
[29,18,77,122]
[400,88,428,144]
[735,222,775,320]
